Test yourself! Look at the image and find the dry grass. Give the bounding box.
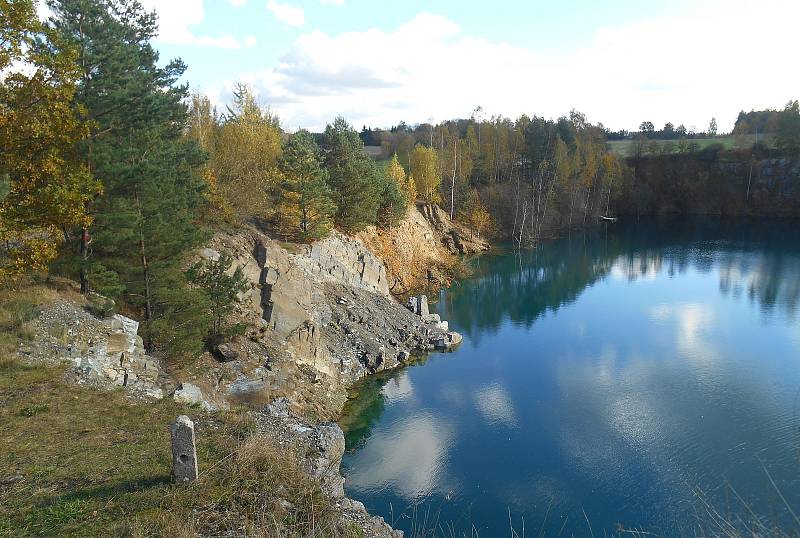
[358,221,459,297]
[132,435,356,538]
[0,281,59,369]
[0,281,360,538]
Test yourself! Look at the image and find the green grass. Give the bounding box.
[607,134,775,157]
[0,283,360,538]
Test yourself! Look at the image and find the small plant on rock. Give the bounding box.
[187,254,249,344]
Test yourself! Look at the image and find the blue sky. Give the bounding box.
[140,0,800,132]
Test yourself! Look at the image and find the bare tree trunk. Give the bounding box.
[746,160,754,202]
[583,182,594,224]
[605,174,615,215]
[79,223,90,294]
[568,187,575,228]
[512,167,521,242]
[539,184,552,241]
[135,193,153,322]
[450,140,457,220]
[518,200,527,250]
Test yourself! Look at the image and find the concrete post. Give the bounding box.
[418,295,429,317]
[170,415,198,483]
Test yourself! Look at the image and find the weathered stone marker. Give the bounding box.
[418,295,429,317]
[170,415,198,483]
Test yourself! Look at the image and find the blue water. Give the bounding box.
[340,218,800,536]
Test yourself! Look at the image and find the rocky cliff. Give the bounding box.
[189,225,463,421]
[358,202,490,295]
[14,204,483,537]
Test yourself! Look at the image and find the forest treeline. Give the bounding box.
[360,110,628,246]
[2,0,799,361]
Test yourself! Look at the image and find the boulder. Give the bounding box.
[200,248,220,261]
[214,343,239,362]
[433,331,463,350]
[173,383,213,410]
[447,331,463,347]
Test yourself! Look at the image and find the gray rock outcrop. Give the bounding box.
[173,383,214,411]
[19,302,164,399]
[204,229,463,417]
[256,400,401,538]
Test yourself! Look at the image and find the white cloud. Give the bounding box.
[473,382,517,427]
[380,371,414,403]
[244,35,258,48]
[210,0,800,131]
[649,303,718,365]
[266,0,305,27]
[140,0,249,49]
[344,413,456,500]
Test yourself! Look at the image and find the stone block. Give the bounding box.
[418,295,429,317]
[170,415,198,483]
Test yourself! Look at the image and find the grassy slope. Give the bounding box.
[0,284,356,538]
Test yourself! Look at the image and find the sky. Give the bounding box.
[134,0,800,133]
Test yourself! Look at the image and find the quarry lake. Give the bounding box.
[339,218,800,536]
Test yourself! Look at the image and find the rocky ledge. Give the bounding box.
[180,226,462,420]
[18,300,164,400]
[17,213,473,538]
[255,398,402,538]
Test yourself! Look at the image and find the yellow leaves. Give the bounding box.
[0,0,38,70]
[0,222,59,281]
[210,85,282,222]
[387,153,415,203]
[410,145,440,204]
[273,190,304,240]
[0,0,99,282]
[464,190,492,238]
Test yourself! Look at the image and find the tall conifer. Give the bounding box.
[48,0,209,354]
[322,117,381,232]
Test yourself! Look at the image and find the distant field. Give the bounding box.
[608,134,774,157]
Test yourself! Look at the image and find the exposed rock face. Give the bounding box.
[173,383,214,411]
[305,232,390,297]
[199,227,462,419]
[418,202,490,255]
[357,203,489,295]
[19,301,164,399]
[256,399,402,538]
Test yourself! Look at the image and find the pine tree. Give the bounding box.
[48,0,209,355]
[187,254,248,340]
[322,117,381,232]
[776,101,800,155]
[274,131,336,241]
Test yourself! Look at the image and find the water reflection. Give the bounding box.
[344,412,457,501]
[437,218,800,341]
[473,382,517,428]
[341,217,800,536]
